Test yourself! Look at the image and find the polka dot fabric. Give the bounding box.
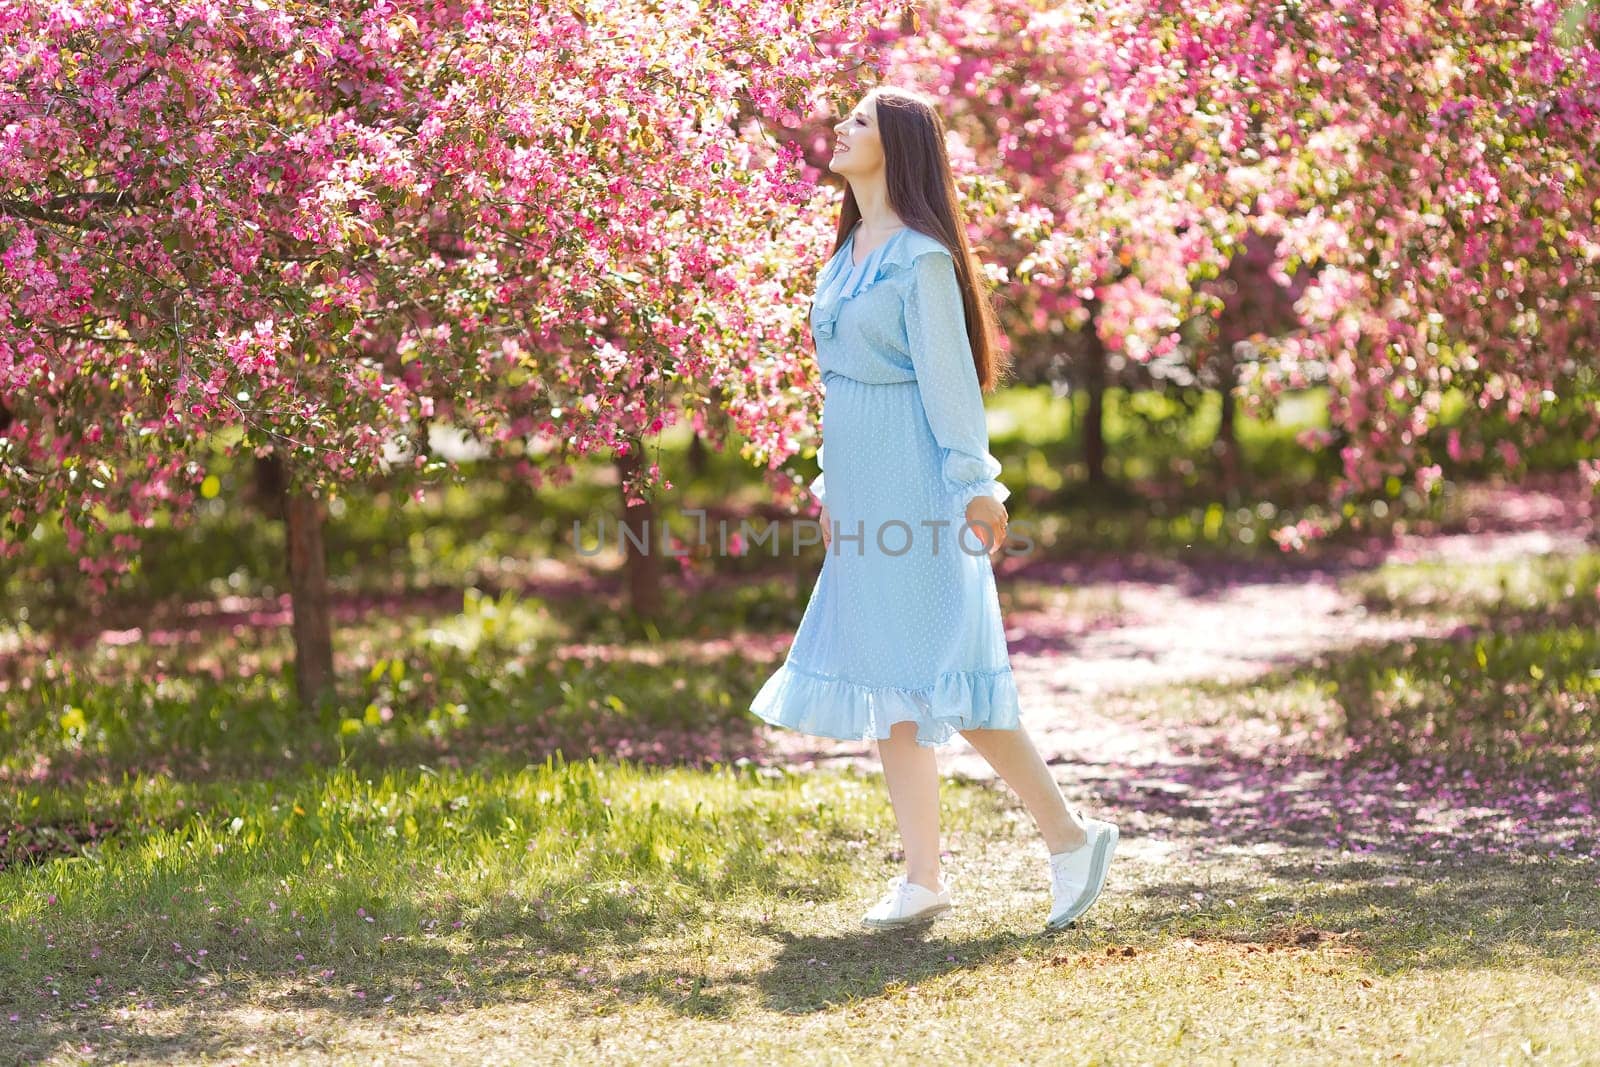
[749,221,1022,748]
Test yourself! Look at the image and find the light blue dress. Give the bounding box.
[749,221,1023,748]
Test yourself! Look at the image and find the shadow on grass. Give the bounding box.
[751,927,1027,1015]
[545,912,1037,1020]
[1121,853,1600,975]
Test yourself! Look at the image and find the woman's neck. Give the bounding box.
[850,183,903,233]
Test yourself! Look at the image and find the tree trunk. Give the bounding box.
[1214,344,1242,496]
[687,430,708,476]
[1083,305,1108,488]
[258,454,335,708]
[615,446,662,620]
[254,452,287,519]
[503,458,536,512]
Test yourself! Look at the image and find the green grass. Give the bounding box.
[1345,551,1600,625]
[1,756,916,979]
[3,753,1596,1062]
[0,581,791,788]
[1330,554,1600,775]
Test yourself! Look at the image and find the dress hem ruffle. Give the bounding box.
[750,660,1022,748]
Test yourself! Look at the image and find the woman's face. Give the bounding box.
[828,95,884,178]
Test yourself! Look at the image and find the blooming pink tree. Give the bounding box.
[1105,0,1600,545]
[846,0,1599,540]
[1253,0,1600,546]
[6,0,1595,714]
[0,0,896,704]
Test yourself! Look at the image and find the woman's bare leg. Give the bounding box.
[876,719,946,892]
[959,724,1089,854]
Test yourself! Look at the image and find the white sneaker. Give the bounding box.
[1044,816,1120,930]
[860,872,953,927]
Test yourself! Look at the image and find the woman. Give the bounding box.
[750,86,1121,931]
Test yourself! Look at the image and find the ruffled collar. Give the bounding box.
[811,223,936,341]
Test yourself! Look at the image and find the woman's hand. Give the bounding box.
[819,502,831,550]
[964,495,1009,559]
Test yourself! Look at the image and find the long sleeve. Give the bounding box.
[809,443,826,505]
[904,248,1009,509]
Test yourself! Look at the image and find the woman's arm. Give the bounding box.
[903,248,1009,510]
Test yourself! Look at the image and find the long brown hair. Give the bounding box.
[830,86,1011,394]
